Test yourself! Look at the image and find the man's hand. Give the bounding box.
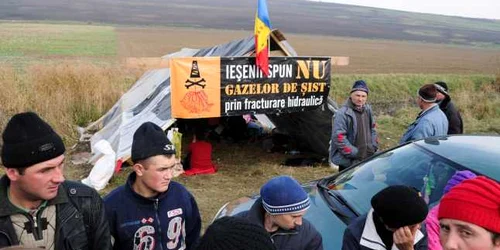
[393,224,420,250]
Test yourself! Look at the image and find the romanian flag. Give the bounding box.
[254,0,272,76]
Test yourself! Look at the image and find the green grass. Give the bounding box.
[0,23,116,58]
[1,69,499,230]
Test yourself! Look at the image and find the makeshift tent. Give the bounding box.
[84,30,341,166]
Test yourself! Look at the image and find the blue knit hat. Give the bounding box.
[260,176,310,215]
[351,80,369,94]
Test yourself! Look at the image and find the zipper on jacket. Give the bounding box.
[154,199,165,250]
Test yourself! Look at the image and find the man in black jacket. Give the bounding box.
[0,112,111,250]
[435,81,463,134]
[342,186,428,250]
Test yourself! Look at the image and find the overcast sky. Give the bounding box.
[309,0,500,20]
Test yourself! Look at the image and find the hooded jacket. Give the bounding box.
[438,95,463,134]
[104,172,201,250]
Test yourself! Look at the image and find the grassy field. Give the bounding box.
[1,22,499,230]
[0,22,116,66]
[117,26,500,74]
[2,0,500,47]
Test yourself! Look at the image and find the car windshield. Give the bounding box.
[325,144,464,215]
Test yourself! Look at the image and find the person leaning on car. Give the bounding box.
[0,112,111,250]
[342,185,428,250]
[425,170,476,250]
[438,176,500,250]
[330,80,378,172]
[237,175,323,250]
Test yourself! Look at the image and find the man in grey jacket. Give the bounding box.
[400,83,448,144]
[330,80,378,171]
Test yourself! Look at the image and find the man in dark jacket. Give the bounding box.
[342,185,428,250]
[105,122,201,250]
[330,80,378,172]
[0,112,111,250]
[237,175,323,250]
[435,81,463,134]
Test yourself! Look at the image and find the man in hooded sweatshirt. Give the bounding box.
[104,122,201,250]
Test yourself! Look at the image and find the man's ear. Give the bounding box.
[5,168,21,181]
[133,163,145,176]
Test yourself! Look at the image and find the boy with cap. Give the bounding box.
[104,122,201,250]
[237,175,323,250]
[400,83,448,144]
[0,112,111,249]
[438,176,500,250]
[194,216,275,250]
[434,82,463,135]
[342,185,429,250]
[330,80,378,171]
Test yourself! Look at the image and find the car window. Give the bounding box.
[417,137,500,182]
[326,144,460,215]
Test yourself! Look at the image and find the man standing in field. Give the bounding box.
[434,81,463,134]
[400,83,448,144]
[0,112,111,249]
[104,122,201,250]
[237,175,323,250]
[330,80,378,171]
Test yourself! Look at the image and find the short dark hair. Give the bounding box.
[16,167,26,175]
[5,167,27,175]
[492,231,500,245]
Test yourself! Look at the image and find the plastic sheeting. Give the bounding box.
[81,140,116,191]
[85,30,338,165]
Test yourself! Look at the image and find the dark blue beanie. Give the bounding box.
[260,176,310,215]
[131,122,175,163]
[351,80,369,94]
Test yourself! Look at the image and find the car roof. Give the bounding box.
[414,135,500,182]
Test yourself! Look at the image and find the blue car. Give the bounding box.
[214,135,500,250]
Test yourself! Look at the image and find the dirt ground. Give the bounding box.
[116,26,500,74]
[67,137,334,230]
